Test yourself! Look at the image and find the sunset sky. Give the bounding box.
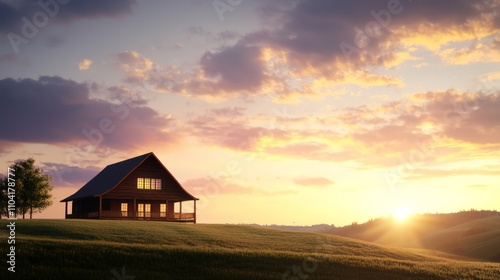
[1,0,499,226]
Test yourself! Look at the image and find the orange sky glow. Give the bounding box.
[0,0,499,226]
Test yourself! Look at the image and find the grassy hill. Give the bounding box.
[416,215,500,261]
[1,220,499,279]
[324,211,500,262]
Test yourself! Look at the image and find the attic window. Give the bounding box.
[137,178,162,190]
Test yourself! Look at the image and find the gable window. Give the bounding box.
[151,179,161,190]
[121,203,128,217]
[137,178,162,190]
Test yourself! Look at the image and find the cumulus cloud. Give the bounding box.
[42,162,100,187]
[0,76,179,151]
[78,58,92,70]
[116,51,154,84]
[200,45,267,93]
[0,0,135,35]
[125,0,498,101]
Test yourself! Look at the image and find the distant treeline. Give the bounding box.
[260,209,500,234]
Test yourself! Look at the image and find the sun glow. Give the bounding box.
[393,208,410,222]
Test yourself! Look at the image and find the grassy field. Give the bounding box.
[1,220,499,279]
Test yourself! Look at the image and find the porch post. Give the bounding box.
[180,201,182,219]
[166,200,168,221]
[98,196,102,219]
[133,197,136,219]
[194,200,197,224]
[65,201,68,219]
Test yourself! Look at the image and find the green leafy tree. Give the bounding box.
[7,158,53,219]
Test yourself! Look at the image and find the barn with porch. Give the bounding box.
[61,152,198,223]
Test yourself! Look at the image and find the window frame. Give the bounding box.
[160,203,167,217]
[121,203,128,217]
[137,178,162,190]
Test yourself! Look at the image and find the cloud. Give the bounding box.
[0,140,15,156]
[42,162,100,187]
[293,177,334,187]
[481,71,500,82]
[116,51,154,84]
[132,0,497,101]
[182,177,254,195]
[440,38,500,65]
[182,176,294,196]
[184,89,500,168]
[408,166,500,180]
[257,0,498,69]
[0,0,135,35]
[78,58,92,70]
[0,76,179,151]
[200,44,267,93]
[149,46,283,101]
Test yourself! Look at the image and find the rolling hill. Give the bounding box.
[324,210,500,262]
[1,219,499,279]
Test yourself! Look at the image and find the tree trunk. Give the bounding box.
[22,211,25,219]
[30,206,33,219]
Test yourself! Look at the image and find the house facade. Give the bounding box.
[61,152,198,223]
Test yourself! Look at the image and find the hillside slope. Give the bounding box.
[416,216,500,261]
[0,220,499,280]
[325,211,500,262]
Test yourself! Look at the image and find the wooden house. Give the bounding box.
[60,152,198,223]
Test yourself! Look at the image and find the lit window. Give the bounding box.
[138,203,144,217]
[137,178,161,190]
[121,203,128,217]
[137,178,144,189]
[152,179,162,190]
[160,203,166,217]
[145,204,151,217]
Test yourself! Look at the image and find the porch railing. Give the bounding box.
[68,211,195,221]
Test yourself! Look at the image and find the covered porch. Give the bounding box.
[64,197,197,223]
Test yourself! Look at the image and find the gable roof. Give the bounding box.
[60,152,196,202]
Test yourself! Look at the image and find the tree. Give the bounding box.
[0,178,7,218]
[6,158,53,219]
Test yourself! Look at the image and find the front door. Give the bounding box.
[137,203,151,218]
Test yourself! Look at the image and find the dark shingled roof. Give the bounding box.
[60,152,151,202]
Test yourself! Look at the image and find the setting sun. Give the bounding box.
[393,208,410,222]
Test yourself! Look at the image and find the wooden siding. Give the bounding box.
[102,156,194,201]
